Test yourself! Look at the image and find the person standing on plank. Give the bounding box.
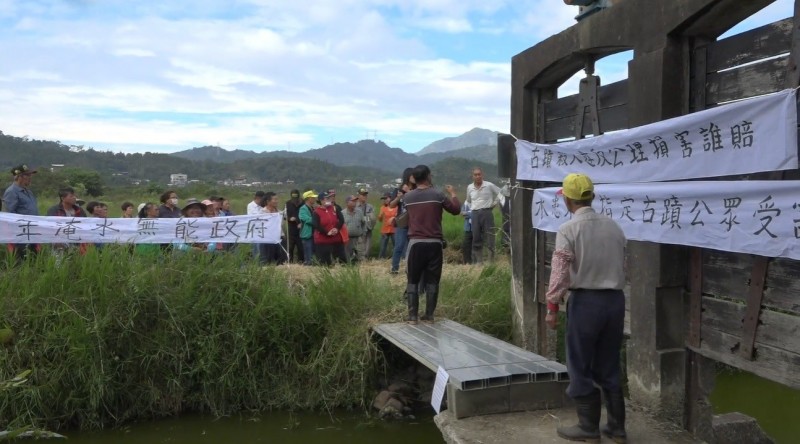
[402,165,460,324]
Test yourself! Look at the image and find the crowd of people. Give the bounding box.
[3,161,503,323]
[1,163,510,273]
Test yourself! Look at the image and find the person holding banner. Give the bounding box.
[3,164,39,262]
[545,173,627,443]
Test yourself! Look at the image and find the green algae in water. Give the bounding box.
[711,368,800,444]
[64,410,444,444]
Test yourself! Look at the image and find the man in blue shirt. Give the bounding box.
[3,164,39,261]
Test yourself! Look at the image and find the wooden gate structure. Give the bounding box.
[501,0,800,439]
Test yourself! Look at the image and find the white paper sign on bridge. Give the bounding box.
[533,181,800,260]
[516,89,798,183]
[0,213,283,244]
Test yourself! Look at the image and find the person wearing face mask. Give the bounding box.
[158,190,181,218]
[311,191,346,265]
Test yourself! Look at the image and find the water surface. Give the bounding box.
[65,410,444,444]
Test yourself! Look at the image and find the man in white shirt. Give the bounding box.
[247,191,266,260]
[465,167,501,264]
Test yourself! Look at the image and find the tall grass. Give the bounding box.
[0,247,512,431]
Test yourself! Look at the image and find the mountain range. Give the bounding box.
[0,128,502,190]
[171,127,500,172]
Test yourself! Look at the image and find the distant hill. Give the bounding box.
[418,144,497,165]
[0,131,493,193]
[171,145,294,163]
[0,132,393,188]
[417,128,498,155]
[173,138,499,171]
[286,140,418,171]
[173,140,417,172]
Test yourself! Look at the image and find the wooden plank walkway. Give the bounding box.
[373,319,568,391]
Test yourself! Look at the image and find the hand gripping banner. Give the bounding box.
[0,213,283,244]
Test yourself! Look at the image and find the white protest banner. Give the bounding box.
[516,89,798,183]
[533,181,800,260]
[0,213,283,244]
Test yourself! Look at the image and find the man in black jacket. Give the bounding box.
[284,189,304,263]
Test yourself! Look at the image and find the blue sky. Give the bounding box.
[0,0,793,154]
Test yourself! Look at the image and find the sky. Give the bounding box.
[0,0,793,154]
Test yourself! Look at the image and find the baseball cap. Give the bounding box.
[557,173,594,200]
[382,192,392,199]
[358,187,368,195]
[327,188,336,197]
[11,164,36,176]
[137,203,147,214]
[318,191,330,201]
[302,190,318,200]
[201,199,215,207]
[345,195,355,203]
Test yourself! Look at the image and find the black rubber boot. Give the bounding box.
[601,389,627,443]
[406,284,419,325]
[420,284,439,323]
[557,389,601,442]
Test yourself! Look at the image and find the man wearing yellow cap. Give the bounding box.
[298,190,318,265]
[546,173,627,443]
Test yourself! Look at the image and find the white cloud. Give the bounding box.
[1,0,788,155]
[112,48,156,57]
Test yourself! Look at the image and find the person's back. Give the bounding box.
[557,207,625,291]
[404,187,460,240]
[545,173,628,443]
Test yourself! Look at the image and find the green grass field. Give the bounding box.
[0,249,512,432]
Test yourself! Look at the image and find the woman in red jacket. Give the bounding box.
[311,191,346,265]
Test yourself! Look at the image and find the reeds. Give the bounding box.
[0,247,511,431]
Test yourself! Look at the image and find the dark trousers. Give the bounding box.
[461,230,472,264]
[301,238,314,265]
[287,231,303,263]
[315,243,346,266]
[391,227,409,272]
[565,289,625,398]
[470,209,495,263]
[260,243,286,265]
[11,243,37,264]
[378,233,394,258]
[406,242,443,286]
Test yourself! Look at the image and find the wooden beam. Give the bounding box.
[690,326,800,390]
[544,79,628,121]
[740,257,769,360]
[787,0,800,88]
[687,248,703,348]
[701,296,800,356]
[705,17,793,72]
[705,56,789,105]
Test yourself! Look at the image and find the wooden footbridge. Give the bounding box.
[373,319,570,418]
